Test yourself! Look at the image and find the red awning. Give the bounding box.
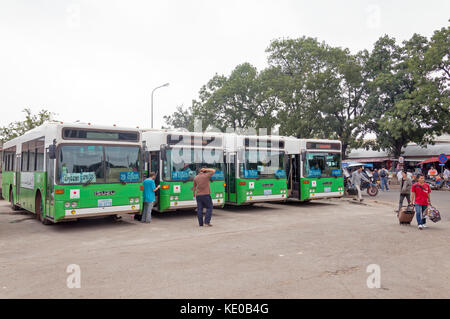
[417,156,449,165]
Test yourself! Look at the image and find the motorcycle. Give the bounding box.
[360,179,379,196]
[427,176,444,190]
[344,170,379,197]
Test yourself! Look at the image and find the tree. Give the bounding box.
[265,37,368,157]
[162,105,195,131]
[192,63,265,132]
[362,32,450,157]
[0,108,55,143]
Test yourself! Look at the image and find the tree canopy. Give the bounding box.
[0,108,55,144]
[164,23,449,158]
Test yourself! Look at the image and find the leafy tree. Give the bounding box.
[0,108,55,144]
[265,37,368,157]
[362,32,450,157]
[162,105,195,131]
[192,63,265,132]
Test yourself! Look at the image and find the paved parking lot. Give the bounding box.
[0,190,449,298]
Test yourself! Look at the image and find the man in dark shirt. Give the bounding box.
[193,167,216,227]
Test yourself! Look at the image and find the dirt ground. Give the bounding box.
[0,190,449,298]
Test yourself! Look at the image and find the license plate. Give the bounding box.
[98,199,112,207]
[264,189,272,195]
[324,187,331,193]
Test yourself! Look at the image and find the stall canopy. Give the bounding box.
[417,156,449,165]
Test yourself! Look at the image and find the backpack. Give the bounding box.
[380,169,386,178]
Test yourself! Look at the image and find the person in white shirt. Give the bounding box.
[444,168,450,186]
[397,170,403,183]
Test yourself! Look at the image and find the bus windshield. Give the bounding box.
[304,152,341,178]
[240,150,286,179]
[57,145,141,184]
[163,148,225,181]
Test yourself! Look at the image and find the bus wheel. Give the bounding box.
[35,193,51,225]
[9,188,20,211]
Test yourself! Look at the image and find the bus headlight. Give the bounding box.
[134,198,139,203]
[129,198,134,203]
[71,202,77,208]
[64,202,70,208]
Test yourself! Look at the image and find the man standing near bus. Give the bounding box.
[193,167,216,227]
[142,172,160,223]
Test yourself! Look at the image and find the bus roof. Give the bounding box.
[142,129,224,151]
[3,122,141,152]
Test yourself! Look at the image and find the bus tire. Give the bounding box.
[9,188,20,211]
[35,192,51,225]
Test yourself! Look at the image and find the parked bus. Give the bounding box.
[1,122,143,224]
[285,138,344,201]
[224,133,288,205]
[141,129,225,212]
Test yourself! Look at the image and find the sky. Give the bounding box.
[0,0,449,131]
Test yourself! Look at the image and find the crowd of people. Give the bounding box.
[348,163,447,230]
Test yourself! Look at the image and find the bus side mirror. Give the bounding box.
[49,144,56,159]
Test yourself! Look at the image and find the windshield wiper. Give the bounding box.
[83,175,95,186]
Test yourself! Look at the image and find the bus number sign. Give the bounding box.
[306,142,340,151]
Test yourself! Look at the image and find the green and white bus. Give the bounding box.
[141,129,225,212]
[224,133,288,205]
[285,138,344,201]
[1,122,143,224]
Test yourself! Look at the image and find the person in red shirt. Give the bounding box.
[411,174,432,230]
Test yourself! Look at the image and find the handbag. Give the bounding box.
[423,205,441,223]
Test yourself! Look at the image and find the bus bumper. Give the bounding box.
[246,194,286,203]
[308,191,344,199]
[168,198,224,209]
[63,204,140,219]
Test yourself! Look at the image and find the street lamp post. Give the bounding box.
[151,82,169,129]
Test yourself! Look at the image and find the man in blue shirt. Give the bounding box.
[142,172,160,223]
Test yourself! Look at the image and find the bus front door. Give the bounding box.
[289,154,301,200]
[15,155,20,205]
[150,151,160,209]
[226,153,237,204]
[45,149,55,218]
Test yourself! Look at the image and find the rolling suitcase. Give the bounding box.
[398,205,415,225]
